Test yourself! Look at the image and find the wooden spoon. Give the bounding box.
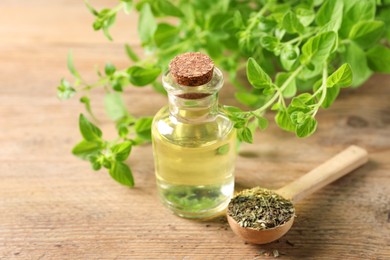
[227,145,368,244]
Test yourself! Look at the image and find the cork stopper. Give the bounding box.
[169,52,214,86]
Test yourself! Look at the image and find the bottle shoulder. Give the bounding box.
[152,106,236,147]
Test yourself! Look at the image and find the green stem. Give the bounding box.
[81,77,109,91]
[312,64,328,117]
[253,65,303,114]
[284,32,314,45]
[249,4,268,29]
[241,3,269,38]
[108,2,125,16]
[312,85,322,97]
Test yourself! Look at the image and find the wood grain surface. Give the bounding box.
[0,1,389,259]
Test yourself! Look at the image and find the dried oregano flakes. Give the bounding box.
[228,188,295,230]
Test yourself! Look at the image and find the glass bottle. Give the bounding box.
[152,53,237,219]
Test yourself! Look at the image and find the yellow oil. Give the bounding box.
[152,106,236,219]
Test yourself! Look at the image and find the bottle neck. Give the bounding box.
[162,67,224,122]
[168,93,219,122]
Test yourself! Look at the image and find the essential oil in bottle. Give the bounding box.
[152,52,237,219]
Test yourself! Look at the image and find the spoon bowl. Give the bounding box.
[227,212,294,244]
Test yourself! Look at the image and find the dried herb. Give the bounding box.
[258,249,281,258]
[227,188,295,230]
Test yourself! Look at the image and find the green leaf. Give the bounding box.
[135,117,153,141]
[121,0,133,14]
[275,110,295,132]
[72,140,101,160]
[57,79,76,100]
[67,51,80,78]
[295,117,317,138]
[349,20,385,49]
[280,44,300,71]
[152,81,166,95]
[216,144,230,155]
[109,161,134,187]
[205,36,223,59]
[79,114,102,141]
[263,86,275,96]
[322,85,340,109]
[378,5,390,42]
[102,157,112,169]
[233,10,244,29]
[116,115,135,138]
[97,8,110,18]
[112,81,123,92]
[271,103,280,111]
[320,18,343,33]
[291,93,313,108]
[118,126,129,138]
[342,41,372,87]
[275,72,297,98]
[104,92,128,121]
[98,8,111,19]
[316,0,343,31]
[154,23,178,47]
[301,31,337,65]
[124,44,140,62]
[282,11,304,34]
[340,0,376,38]
[208,13,233,32]
[102,14,116,41]
[128,66,161,86]
[326,63,353,88]
[302,92,316,105]
[233,120,246,129]
[256,116,269,130]
[238,127,253,143]
[156,0,183,17]
[85,0,99,16]
[111,141,132,161]
[223,106,243,113]
[246,58,272,89]
[138,3,157,45]
[296,7,315,26]
[105,63,116,76]
[259,17,277,33]
[93,20,103,30]
[260,36,279,52]
[290,111,307,125]
[90,158,102,171]
[299,62,323,80]
[80,96,96,120]
[366,45,390,73]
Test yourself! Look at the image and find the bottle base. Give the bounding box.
[162,198,230,220]
[157,181,234,220]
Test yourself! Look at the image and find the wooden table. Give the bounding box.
[1,1,389,259]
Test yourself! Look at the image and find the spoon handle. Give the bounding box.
[276,145,368,203]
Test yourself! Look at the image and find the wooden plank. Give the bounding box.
[0,0,389,259]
